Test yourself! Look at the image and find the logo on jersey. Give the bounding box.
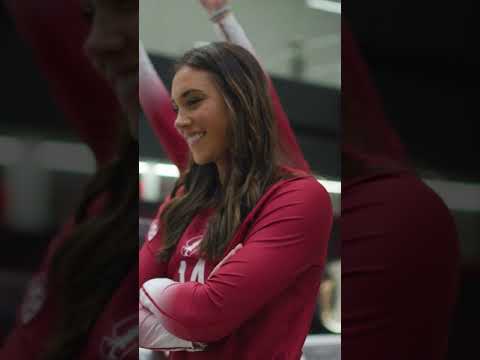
[21,272,47,325]
[181,235,203,257]
[147,220,159,242]
[100,314,138,360]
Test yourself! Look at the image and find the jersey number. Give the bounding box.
[178,259,206,284]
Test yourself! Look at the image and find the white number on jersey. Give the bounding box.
[178,259,206,284]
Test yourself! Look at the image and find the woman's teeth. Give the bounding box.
[187,132,206,145]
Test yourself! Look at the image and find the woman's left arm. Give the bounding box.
[141,179,333,343]
[139,301,206,352]
[139,244,241,352]
[139,42,189,171]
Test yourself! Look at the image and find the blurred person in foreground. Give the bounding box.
[341,22,459,359]
[138,1,333,359]
[0,0,139,359]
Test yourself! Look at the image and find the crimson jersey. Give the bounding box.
[140,174,333,359]
[0,199,138,360]
[341,169,459,360]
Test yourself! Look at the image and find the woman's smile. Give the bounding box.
[186,131,207,146]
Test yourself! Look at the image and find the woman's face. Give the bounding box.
[172,66,230,177]
[82,0,139,138]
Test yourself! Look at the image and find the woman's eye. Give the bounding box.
[187,98,202,107]
[172,98,201,113]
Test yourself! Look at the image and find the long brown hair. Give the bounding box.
[159,42,295,262]
[43,127,138,360]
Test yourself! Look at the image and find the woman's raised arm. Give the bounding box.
[199,0,310,172]
[139,42,189,171]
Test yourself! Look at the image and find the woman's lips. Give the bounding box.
[186,132,207,146]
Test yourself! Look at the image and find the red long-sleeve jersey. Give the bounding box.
[0,199,138,360]
[140,174,333,359]
[341,169,459,360]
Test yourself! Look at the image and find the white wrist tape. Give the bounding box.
[209,5,232,22]
[139,40,157,82]
[212,13,257,57]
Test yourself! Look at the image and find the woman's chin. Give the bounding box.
[192,154,211,166]
[193,159,208,166]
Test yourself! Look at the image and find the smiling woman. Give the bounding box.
[160,42,299,263]
[139,39,333,360]
[171,67,230,176]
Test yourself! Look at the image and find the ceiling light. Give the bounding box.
[318,179,341,194]
[306,0,341,14]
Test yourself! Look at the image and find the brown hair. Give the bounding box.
[159,42,295,262]
[43,128,138,360]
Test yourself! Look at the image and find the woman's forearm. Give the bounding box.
[211,12,256,56]
[139,41,189,171]
[140,293,207,351]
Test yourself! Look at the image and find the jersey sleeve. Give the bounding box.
[139,240,168,291]
[139,195,175,288]
[139,288,206,352]
[140,179,333,342]
[139,42,188,171]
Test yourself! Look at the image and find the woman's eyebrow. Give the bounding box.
[172,89,204,104]
[180,89,203,98]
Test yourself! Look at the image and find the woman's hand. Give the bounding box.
[139,297,207,351]
[199,0,231,16]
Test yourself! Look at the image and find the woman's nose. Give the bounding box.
[174,114,193,131]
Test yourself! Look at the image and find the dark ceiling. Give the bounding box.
[344,1,477,181]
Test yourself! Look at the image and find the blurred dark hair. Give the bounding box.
[159,42,295,262]
[43,127,138,360]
